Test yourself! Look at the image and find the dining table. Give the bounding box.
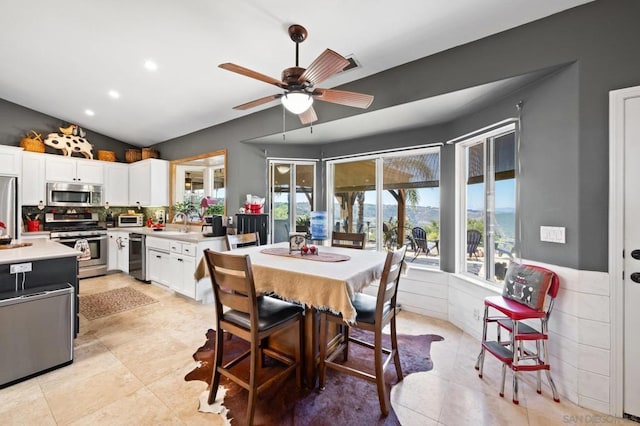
[193,241,388,385]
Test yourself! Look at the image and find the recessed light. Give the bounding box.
[84,109,95,116]
[144,60,158,71]
[108,90,120,99]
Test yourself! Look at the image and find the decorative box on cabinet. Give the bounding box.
[235,214,268,245]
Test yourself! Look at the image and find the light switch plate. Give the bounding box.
[540,226,566,244]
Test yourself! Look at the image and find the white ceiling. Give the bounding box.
[0,0,593,147]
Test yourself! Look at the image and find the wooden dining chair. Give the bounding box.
[331,231,366,250]
[203,249,303,426]
[225,232,260,250]
[318,245,407,416]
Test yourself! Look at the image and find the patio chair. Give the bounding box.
[467,229,482,260]
[410,227,434,261]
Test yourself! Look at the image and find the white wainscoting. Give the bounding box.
[368,261,612,414]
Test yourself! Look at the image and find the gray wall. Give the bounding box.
[2,0,639,273]
[154,0,640,272]
[0,98,136,160]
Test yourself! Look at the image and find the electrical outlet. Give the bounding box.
[10,262,32,274]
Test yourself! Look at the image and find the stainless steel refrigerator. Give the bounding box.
[0,176,17,239]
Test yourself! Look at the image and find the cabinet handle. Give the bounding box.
[156,255,161,259]
[177,258,183,262]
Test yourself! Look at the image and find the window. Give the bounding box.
[327,147,440,267]
[456,123,517,284]
[269,161,316,243]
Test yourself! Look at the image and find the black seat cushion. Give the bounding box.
[351,292,391,324]
[224,295,303,331]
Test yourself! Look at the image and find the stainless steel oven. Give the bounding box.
[45,213,108,279]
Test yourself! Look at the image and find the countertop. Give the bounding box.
[108,226,226,243]
[0,238,80,264]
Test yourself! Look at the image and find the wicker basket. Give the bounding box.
[20,130,45,153]
[125,149,142,163]
[97,150,116,162]
[142,147,159,159]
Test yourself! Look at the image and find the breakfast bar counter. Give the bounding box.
[0,238,80,264]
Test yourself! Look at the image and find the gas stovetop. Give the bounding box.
[44,212,107,237]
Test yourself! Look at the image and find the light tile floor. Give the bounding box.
[0,273,634,425]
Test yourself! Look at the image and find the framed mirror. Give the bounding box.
[169,149,226,224]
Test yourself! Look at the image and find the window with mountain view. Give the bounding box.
[457,123,517,284]
[269,161,315,243]
[328,147,441,268]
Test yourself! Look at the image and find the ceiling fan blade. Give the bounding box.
[219,63,285,88]
[297,49,349,86]
[313,88,374,109]
[232,94,281,110]
[298,106,318,125]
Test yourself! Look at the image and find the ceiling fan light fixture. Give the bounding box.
[281,92,313,114]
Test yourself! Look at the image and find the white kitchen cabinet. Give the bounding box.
[107,231,129,273]
[103,162,129,206]
[145,235,225,301]
[147,248,171,286]
[45,155,104,184]
[128,158,168,206]
[21,152,46,206]
[0,145,23,176]
[169,252,195,297]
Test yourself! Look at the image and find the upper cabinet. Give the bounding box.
[0,145,23,176]
[103,162,129,206]
[129,158,168,206]
[21,152,46,206]
[45,156,104,184]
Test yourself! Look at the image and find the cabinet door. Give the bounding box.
[75,159,104,184]
[169,253,184,293]
[107,233,119,271]
[0,146,22,176]
[21,152,46,205]
[104,163,129,206]
[45,156,76,182]
[128,161,150,205]
[117,234,129,273]
[147,249,167,284]
[180,255,196,298]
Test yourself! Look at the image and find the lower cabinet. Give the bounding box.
[146,235,226,301]
[108,231,129,274]
[147,248,170,285]
[169,252,196,298]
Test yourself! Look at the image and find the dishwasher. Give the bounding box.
[0,283,74,388]
[129,233,148,282]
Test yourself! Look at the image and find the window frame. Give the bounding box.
[326,146,441,270]
[454,122,518,284]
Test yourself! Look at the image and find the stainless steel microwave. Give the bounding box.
[46,182,103,207]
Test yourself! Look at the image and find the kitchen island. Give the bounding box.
[0,238,80,336]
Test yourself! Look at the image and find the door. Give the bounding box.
[622,89,640,418]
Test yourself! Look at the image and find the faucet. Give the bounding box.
[172,212,189,232]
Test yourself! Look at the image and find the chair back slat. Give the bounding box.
[203,249,259,327]
[376,246,407,308]
[218,291,251,313]
[331,231,366,249]
[225,232,260,250]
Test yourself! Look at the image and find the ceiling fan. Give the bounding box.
[219,24,374,125]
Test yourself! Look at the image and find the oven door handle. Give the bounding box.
[54,236,107,243]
